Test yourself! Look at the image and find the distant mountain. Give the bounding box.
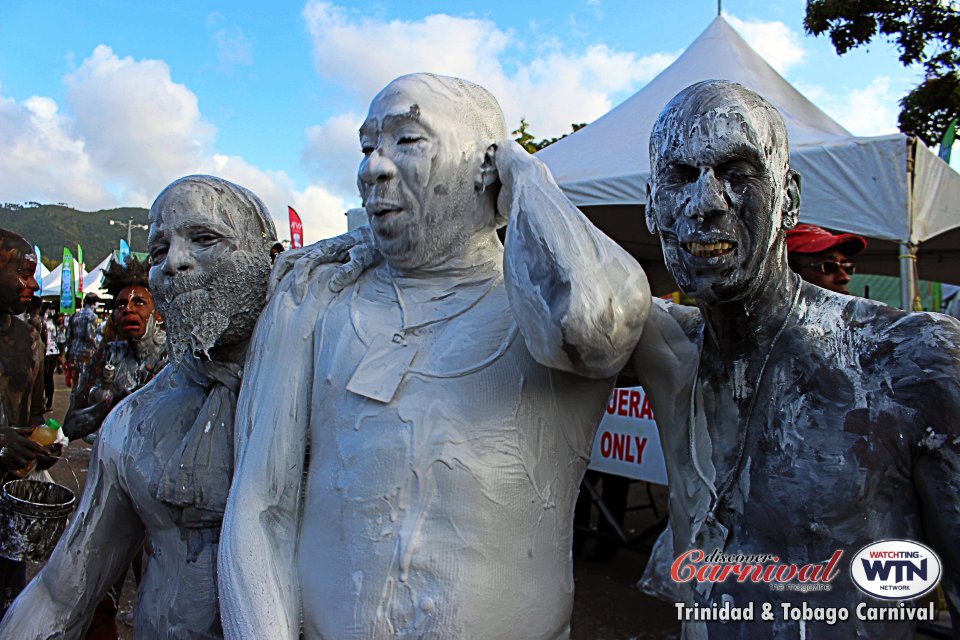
[0,203,150,268]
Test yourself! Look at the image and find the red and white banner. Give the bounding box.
[288,206,304,248]
[588,386,667,485]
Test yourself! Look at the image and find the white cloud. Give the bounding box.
[200,154,349,242]
[302,111,365,199]
[0,92,110,209]
[65,45,216,195]
[796,77,900,137]
[0,45,347,244]
[302,1,675,136]
[299,1,677,204]
[724,14,807,74]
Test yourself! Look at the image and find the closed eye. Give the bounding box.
[666,163,698,184]
[149,244,168,260]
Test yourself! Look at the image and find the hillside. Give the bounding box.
[0,203,150,268]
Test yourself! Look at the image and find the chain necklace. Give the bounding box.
[689,275,803,527]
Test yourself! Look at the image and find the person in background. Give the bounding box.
[43,303,60,410]
[786,223,865,295]
[64,256,167,440]
[54,313,68,375]
[0,229,61,619]
[269,241,285,264]
[66,293,100,388]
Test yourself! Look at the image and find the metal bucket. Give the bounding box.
[0,479,76,562]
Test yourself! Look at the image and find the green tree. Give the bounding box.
[804,0,960,146]
[512,120,587,154]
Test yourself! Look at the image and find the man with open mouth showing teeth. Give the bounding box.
[496,79,959,639]
[63,255,168,443]
[219,73,650,640]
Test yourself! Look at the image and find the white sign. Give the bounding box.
[850,540,942,600]
[588,386,667,485]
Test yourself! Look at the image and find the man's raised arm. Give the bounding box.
[497,140,651,379]
[218,273,320,640]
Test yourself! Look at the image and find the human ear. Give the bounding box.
[645,183,658,235]
[477,143,499,193]
[781,169,801,230]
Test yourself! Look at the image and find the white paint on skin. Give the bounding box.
[219,73,625,640]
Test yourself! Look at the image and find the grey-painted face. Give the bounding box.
[358,74,501,272]
[647,82,798,303]
[147,176,274,361]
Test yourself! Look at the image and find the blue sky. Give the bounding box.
[0,0,934,242]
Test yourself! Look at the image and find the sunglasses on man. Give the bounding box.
[803,260,856,275]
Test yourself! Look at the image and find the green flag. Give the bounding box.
[938,117,957,163]
[60,248,76,315]
[77,243,84,293]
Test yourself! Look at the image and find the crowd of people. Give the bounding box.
[0,74,955,640]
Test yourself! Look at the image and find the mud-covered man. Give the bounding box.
[63,256,167,441]
[504,80,959,638]
[219,73,649,640]
[1,176,277,639]
[0,229,60,618]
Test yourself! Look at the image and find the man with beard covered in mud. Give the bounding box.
[63,255,167,442]
[0,175,277,639]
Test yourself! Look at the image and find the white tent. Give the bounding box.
[40,255,111,299]
[40,259,81,298]
[537,17,960,303]
[79,254,111,299]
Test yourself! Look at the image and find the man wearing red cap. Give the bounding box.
[786,223,866,295]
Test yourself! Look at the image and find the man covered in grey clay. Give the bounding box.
[0,175,278,639]
[218,73,650,640]
[501,80,960,638]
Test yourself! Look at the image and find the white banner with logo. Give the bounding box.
[588,386,667,485]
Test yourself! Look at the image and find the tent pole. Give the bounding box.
[901,137,917,311]
[899,243,917,311]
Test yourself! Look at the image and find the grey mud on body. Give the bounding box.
[0,175,277,639]
[218,73,650,640]
[508,79,960,639]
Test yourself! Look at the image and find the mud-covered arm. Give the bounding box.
[219,271,324,640]
[63,348,109,439]
[498,140,651,379]
[904,314,960,629]
[268,223,379,302]
[0,408,145,639]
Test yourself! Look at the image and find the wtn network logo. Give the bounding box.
[850,540,942,600]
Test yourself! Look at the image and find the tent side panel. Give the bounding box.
[911,139,960,244]
[791,136,909,243]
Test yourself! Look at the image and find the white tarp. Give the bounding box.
[40,255,110,299]
[538,16,960,247]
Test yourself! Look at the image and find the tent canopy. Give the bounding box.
[537,17,960,291]
[40,255,111,299]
